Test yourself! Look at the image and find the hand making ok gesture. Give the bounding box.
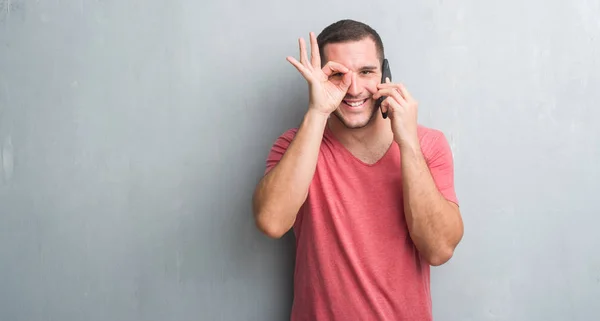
[286,32,352,116]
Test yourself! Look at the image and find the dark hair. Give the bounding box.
[317,19,385,65]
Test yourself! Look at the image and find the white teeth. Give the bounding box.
[346,100,365,107]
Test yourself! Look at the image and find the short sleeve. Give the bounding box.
[423,130,459,205]
[265,128,298,174]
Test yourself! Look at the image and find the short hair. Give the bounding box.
[317,19,385,65]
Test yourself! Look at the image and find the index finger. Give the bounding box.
[310,32,321,69]
[322,61,349,76]
[377,81,414,101]
[397,83,414,101]
[376,78,397,88]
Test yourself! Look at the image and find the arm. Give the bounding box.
[373,81,463,266]
[252,110,328,238]
[400,133,463,266]
[252,31,352,238]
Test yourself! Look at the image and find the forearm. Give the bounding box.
[400,141,463,265]
[253,109,328,238]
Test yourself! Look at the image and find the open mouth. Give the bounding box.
[343,99,368,108]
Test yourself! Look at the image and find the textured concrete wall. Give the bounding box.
[1,0,599,320]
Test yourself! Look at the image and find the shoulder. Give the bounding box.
[264,128,299,174]
[266,127,301,154]
[269,128,298,149]
[279,128,299,141]
[416,124,453,160]
[417,124,446,142]
[416,125,459,203]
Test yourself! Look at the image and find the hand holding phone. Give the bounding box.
[373,64,420,147]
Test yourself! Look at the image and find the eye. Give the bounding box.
[360,70,373,75]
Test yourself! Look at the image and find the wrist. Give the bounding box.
[304,108,330,125]
[301,109,329,133]
[397,135,421,153]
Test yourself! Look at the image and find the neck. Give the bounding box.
[327,113,394,149]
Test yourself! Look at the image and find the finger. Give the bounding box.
[377,79,400,89]
[299,38,310,67]
[378,81,413,101]
[286,56,313,80]
[397,83,414,102]
[373,88,407,106]
[380,97,393,116]
[381,95,401,115]
[340,71,352,90]
[380,97,389,115]
[322,61,349,77]
[309,32,321,69]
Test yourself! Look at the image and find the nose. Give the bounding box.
[346,71,361,97]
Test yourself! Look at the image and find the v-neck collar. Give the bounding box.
[324,125,396,167]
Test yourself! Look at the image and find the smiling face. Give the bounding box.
[322,37,383,129]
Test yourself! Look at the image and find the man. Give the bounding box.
[252,19,464,321]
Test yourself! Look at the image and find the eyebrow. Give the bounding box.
[360,65,379,71]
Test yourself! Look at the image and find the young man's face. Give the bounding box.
[323,37,382,129]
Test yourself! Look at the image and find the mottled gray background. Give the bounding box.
[1,0,599,320]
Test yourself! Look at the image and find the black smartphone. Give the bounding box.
[375,59,392,118]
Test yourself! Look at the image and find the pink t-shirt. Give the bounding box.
[264,124,458,321]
